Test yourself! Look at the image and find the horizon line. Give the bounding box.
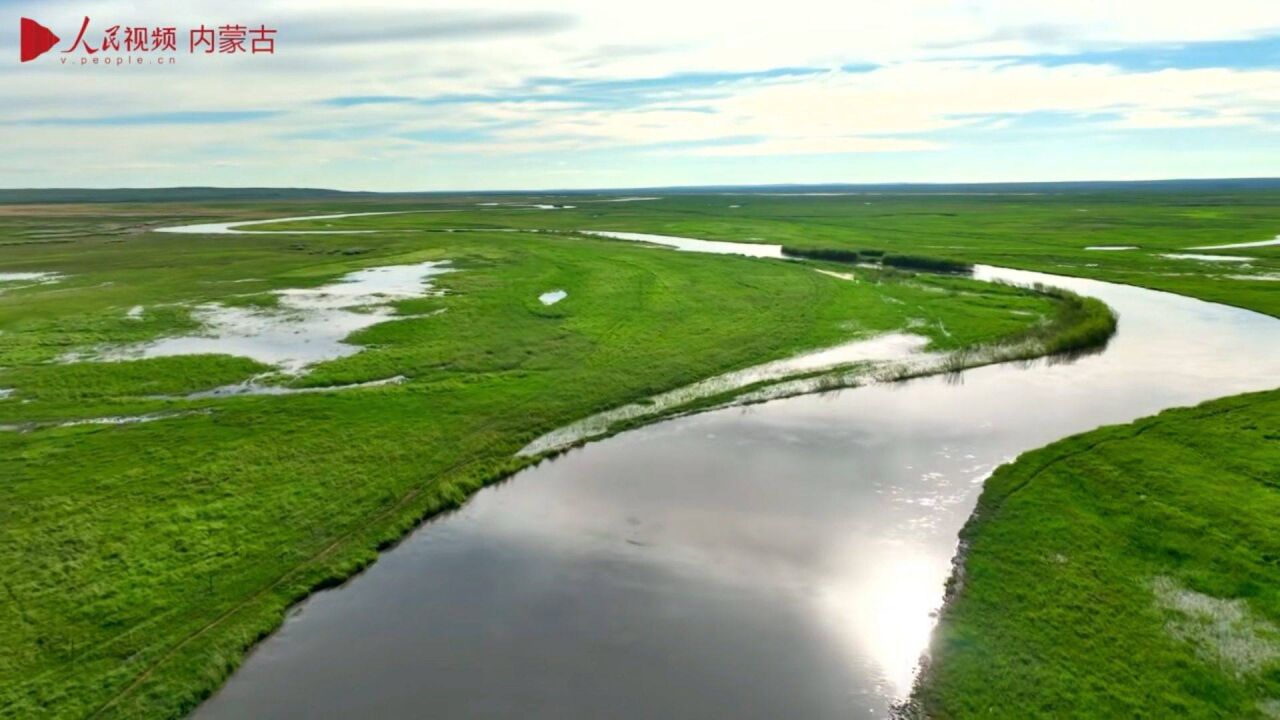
[1,176,1279,198]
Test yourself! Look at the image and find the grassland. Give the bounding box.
[908,389,1280,718]
[2,187,1275,719]
[0,199,1087,719]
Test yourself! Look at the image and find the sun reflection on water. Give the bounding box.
[818,542,949,698]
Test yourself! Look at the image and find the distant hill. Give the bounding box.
[1,178,1277,204]
[0,187,371,204]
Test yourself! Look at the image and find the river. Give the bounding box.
[178,222,1280,719]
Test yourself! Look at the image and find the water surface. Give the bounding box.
[0,271,62,292]
[583,230,784,258]
[1160,253,1253,262]
[1191,235,1280,250]
[155,211,413,235]
[73,261,451,374]
[538,290,568,305]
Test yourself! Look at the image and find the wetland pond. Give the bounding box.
[186,227,1280,719]
[72,261,451,375]
[538,289,568,305]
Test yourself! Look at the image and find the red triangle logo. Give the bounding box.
[20,18,60,62]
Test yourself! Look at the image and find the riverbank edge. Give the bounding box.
[897,387,1280,719]
[92,268,1117,719]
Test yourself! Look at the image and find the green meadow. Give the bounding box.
[0,188,1275,718]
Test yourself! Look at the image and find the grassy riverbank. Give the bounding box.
[910,389,1280,718]
[0,202,1088,719]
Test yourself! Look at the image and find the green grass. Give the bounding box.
[0,201,1079,719]
[909,389,1280,719]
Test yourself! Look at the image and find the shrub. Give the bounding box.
[882,253,972,274]
[781,246,861,263]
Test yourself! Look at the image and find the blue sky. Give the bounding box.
[2,1,1279,190]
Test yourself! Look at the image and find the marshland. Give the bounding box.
[2,185,1279,719]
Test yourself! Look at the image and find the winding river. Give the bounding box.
[176,219,1280,719]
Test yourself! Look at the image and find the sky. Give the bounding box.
[2,0,1279,190]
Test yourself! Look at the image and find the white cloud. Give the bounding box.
[454,62,1280,153]
[2,0,1279,187]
